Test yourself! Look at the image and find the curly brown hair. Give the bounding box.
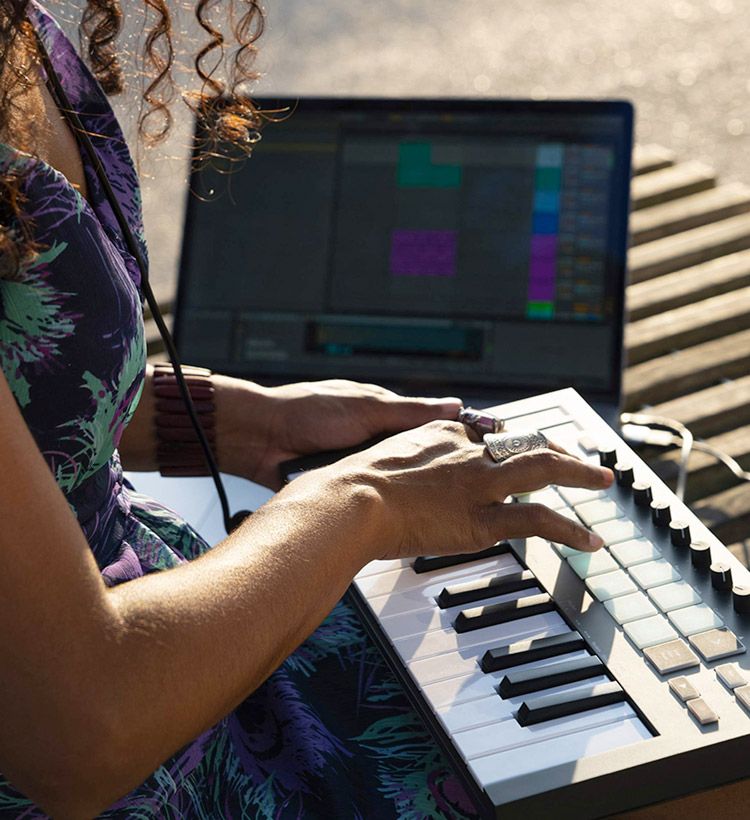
[0,0,269,279]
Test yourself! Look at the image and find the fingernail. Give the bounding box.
[589,531,605,549]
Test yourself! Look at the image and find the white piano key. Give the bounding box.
[454,698,637,760]
[407,614,569,686]
[355,554,522,615]
[380,587,537,642]
[422,650,592,709]
[437,674,611,734]
[470,717,651,791]
[355,558,411,579]
[394,604,560,662]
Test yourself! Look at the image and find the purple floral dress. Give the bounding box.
[0,5,478,818]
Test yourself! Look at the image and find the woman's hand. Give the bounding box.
[217,377,462,488]
[307,418,613,562]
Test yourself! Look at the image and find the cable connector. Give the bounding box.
[621,424,674,447]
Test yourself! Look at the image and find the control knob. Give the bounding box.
[670,520,691,548]
[733,585,750,615]
[711,562,733,591]
[615,462,634,488]
[651,500,672,528]
[599,448,617,469]
[632,482,653,508]
[689,541,711,569]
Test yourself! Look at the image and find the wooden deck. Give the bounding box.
[147,143,750,562]
[628,144,750,564]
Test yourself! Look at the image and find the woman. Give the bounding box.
[0,1,612,816]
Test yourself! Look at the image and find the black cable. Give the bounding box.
[33,32,249,534]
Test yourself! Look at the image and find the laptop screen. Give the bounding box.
[176,98,633,403]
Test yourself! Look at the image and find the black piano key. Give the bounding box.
[481,630,587,673]
[453,592,554,634]
[437,570,538,609]
[412,542,512,574]
[516,680,625,726]
[498,653,604,698]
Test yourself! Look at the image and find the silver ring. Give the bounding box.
[483,430,548,463]
[458,406,505,436]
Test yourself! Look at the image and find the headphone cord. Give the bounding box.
[34,32,250,534]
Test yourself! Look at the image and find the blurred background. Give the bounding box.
[57,0,750,296]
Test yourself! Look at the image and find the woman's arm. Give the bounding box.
[0,370,610,818]
[119,364,464,487]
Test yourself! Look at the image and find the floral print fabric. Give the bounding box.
[0,5,478,817]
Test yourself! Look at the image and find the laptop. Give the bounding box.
[174,97,633,425]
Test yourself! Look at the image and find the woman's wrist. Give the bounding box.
[269,459,391,569]
[214,374,279,481]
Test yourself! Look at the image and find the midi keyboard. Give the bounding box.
[349,388,750,818]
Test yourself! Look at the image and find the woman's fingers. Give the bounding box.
[487,502,605,552]
[491,447,613,497]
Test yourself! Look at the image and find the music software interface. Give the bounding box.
[179,105,628,393]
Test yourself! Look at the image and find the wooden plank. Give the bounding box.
[632,144,675,176]
[631,160,715,211]
[625,286,750,364]
[623,328,750,408]
[647,375,750,438]
[694,482,750,546]
[627,250,750,321]
[629,182,750,246]
[628,212,750,283]
[651,425,750,501]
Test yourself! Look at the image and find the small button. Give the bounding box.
[669,520,691,548]
[615,462,634,487]
[573,498,624,527]
[668,604,724,637]
[733,585,750,615]
[648,581,702,612]
[557,486,605,506]
[711,562,733,591]
[598,447,617,469]
[610,538,661,567]
[632,482,653,508]
[669,676,700,702]
[578,434,600,455]
[603,591,659,625]
[629,560,681,590]
[716,664,748,690]
[643,639,700,675]
[687,698,719,726]
[567,550,619,579]
[690,541,711,570]
[689,628,746,662]
[552,542,581,558]
[592,519,641,546]
[651,501,672,527]
[585,569,639,601]
[734,685,750,713]
[623,615,679,650]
